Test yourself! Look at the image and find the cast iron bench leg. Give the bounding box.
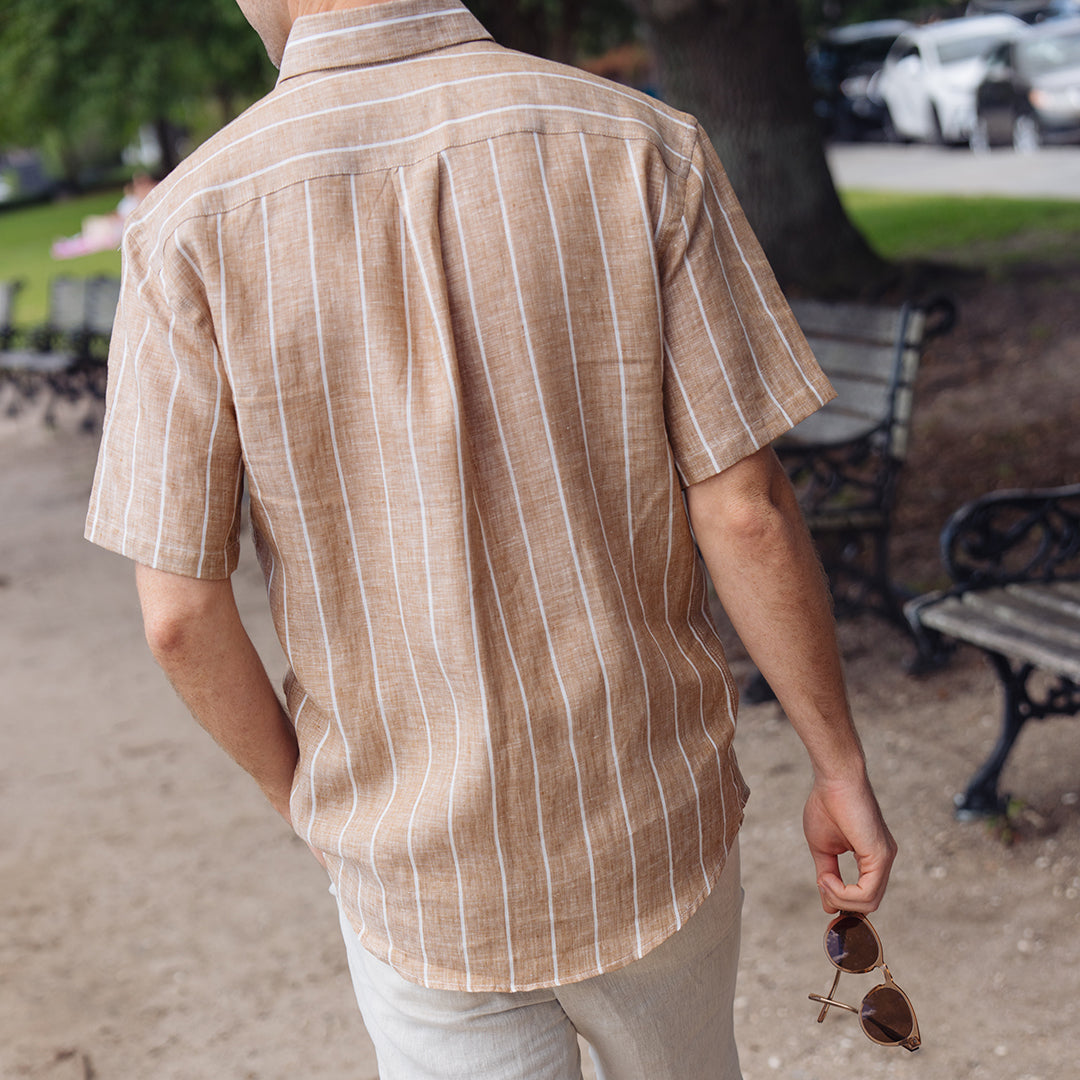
[955,656,1031,819]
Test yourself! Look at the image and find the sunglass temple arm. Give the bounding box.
[812,968,844,1023]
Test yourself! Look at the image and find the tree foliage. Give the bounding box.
[0,0,275,183]
[0,0,926,291]
[463,0,637,62]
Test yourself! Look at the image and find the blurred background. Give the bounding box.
[2,2,1079,1079]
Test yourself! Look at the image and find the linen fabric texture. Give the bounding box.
[334,842,743,1080]
[86,0,834,993]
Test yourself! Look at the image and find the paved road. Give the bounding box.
[827,142,1080,200]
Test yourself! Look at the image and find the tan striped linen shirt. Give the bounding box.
[86,0,834,992]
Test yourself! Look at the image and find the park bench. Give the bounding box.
[778,295,955,643]
[0,275,119,422]
[739,294,955,702]
[0,279,23,349]
[905,484,1080,818]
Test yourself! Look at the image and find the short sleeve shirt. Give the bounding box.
[86,0,833,992]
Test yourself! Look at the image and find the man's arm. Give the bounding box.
[685,446,897,913]
[135,563,299,825]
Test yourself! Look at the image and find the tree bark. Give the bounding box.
[629,0,893,297]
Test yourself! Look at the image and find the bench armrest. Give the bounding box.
[939,483,1080,588]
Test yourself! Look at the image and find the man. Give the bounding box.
[86,0,896,1076]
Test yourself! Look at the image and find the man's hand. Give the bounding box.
[803,774,896,914]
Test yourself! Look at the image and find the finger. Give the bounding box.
[817,875,843,914]
[822,865,889,914]
[811,852,844,913]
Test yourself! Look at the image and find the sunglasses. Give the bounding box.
[808,911,921,1052]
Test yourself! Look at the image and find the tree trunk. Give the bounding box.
[154,117,182,176]
[629,0,893,297]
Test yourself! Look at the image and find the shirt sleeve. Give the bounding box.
[661,124,835,487]
[84,224,244,579]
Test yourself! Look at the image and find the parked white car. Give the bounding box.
[873,15,1029,142]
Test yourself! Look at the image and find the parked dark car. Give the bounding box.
[971,16,1080,149]
[808,19,912,139]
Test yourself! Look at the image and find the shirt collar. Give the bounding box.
[277,0,493,82]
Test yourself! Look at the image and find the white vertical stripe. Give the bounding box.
[215,214,292,696]
[349,175,401,961]
[626,142,708,892]
[694,159,824,405]
[692,178,793,426]
[662,338,721,479]
[288,692,310,826]
[581,134,679,924]
[195,347,224,578]
[259,197,355,873]
[473,497,559,982]
[536,132,674,952]
[654,171,670,245]
[119,320,153,557]
[169,233,225,578]
[684,555,735,848]
[152,298,183,566]
[493,137,634,966]
[661,469,709,887]
[678,217,758,445]
[444,152,555,983]
[398,164,500,989]
[303,181,363,871]
[215,227,246,577]
[396,206,437,987]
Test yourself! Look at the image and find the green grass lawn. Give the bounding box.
[0,190,123,326]
[841,189,1080,265]
[2,186,1079,330]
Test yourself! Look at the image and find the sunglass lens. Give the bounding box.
[825,915,880,972]
[861,986,914,1045]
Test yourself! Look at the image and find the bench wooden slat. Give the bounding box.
[967,587,1080,650]
[789,300,925,346]
[918,592,1080,681]
[1010,581,1080,618]
[1032,583,1080,609]
[783,410,879,447]
[797,338,899,380]
[797,374,892,425]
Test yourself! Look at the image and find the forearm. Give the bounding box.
[686,447,865,783]
[687,447,896,910]
[135,563,298,822]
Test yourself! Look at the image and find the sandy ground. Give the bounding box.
[3,276,1079,1080]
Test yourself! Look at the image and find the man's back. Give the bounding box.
[88,0,829,992]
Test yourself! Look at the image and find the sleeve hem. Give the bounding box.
[83,523,239,581]
[677,382,836,489]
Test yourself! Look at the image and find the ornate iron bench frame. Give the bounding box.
[905,484,1080,818]
[763,295,954,653]
[0,276,118,423]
